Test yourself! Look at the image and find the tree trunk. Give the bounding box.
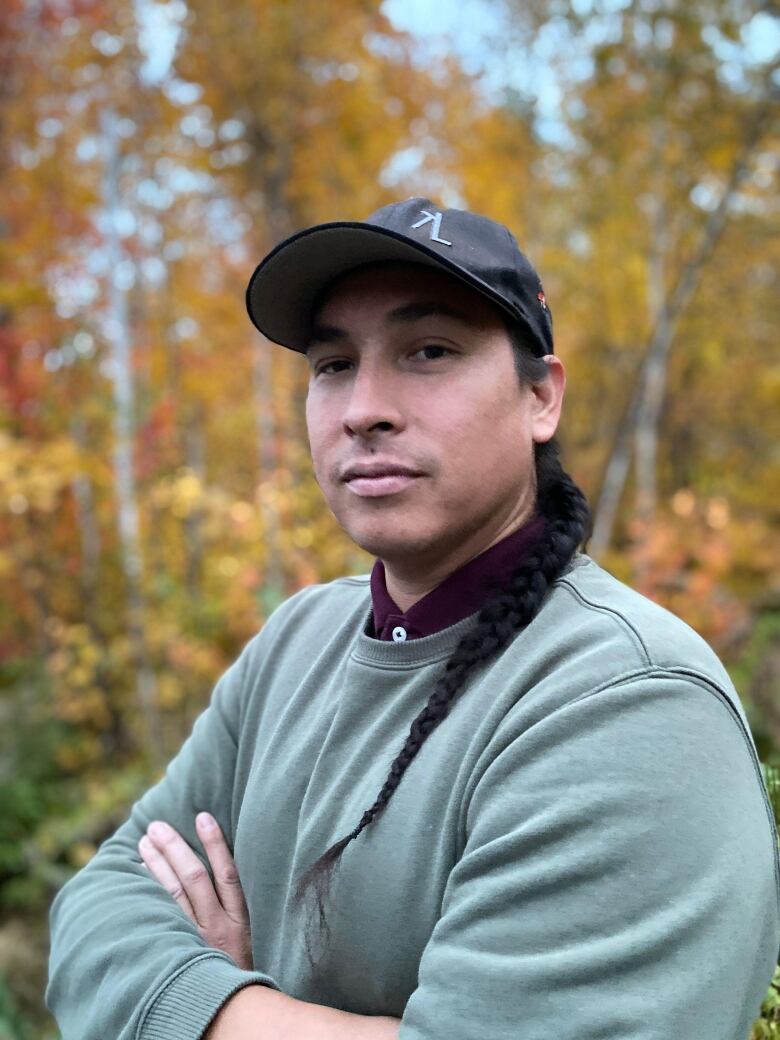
[69,415,102,612]
[247,149,296,609]
[182,405,207,602]
[589,78,776,559]
[100,105,164,768]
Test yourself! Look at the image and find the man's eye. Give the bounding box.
[316,359,352,376]
[413,345,452,361]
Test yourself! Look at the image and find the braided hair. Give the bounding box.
[293,321,592,965]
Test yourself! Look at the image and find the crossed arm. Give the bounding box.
[138,813,401,1040]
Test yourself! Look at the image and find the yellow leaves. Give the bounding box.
[171,473,205,516]
[291,526,314,549]
[47,622,112,731]
[54,746,84,772]
[229,501,254,525]
[0,432,83,514]
[157,674,183,710]
[154,631,222,689]
[216,555,240,577]
[671,489,730,530]
[69,842,98,868]
[149,472,269,544]
[150,468,206,519]
[52,685,110,728]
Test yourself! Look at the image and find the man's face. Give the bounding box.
[304,262,562,575]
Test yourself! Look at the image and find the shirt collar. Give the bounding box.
[369,514,546,642]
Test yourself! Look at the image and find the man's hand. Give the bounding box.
[138,813,253,971]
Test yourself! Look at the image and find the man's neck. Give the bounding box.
[382,507,536,613]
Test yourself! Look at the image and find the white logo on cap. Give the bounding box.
[410,209,452,247]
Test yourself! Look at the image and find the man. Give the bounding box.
[47,198,780,1040]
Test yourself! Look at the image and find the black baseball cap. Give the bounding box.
[245,196,554,357]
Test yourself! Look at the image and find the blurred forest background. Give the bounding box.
[0,0,778,1036]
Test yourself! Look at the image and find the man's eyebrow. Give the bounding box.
[387,302,479,327]
[307,324,346,346]
[307,301,480,348]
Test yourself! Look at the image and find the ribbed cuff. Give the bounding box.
[137,953,280,1040]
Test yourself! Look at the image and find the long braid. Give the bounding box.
[292,431,592,964]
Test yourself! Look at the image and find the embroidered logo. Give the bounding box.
[537,290,547,310]
[410,209,453,247]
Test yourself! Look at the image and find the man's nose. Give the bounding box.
[342,364,405,438]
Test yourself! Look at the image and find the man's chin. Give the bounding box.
[341,519,440,564]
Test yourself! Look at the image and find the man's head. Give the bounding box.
[303,260,564,581]
[246,198,566,584]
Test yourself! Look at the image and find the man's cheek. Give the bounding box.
[306,439,329,491]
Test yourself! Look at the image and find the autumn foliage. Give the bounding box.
[0,0,778,1035]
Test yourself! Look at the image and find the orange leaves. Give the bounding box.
[624,491,778,652]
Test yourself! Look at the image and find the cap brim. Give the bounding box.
[245,221,529,352]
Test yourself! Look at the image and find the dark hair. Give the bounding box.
[293,315,592,966]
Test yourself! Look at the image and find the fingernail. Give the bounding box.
[197,812,215,830]
[139,835,152,850]
[148,821,169,840]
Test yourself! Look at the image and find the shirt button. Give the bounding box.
[392,626,407,643]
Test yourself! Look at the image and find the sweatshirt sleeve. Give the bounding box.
[398,672,780,1040]
[45,636,280,1040]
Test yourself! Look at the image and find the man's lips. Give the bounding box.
[341,462,424,482]
[345,473,422,497]
[340,462,426,498]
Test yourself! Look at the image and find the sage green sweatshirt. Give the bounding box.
[46,554,780,1040]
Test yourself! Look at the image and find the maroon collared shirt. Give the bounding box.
[369,514,546,641]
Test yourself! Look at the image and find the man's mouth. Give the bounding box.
[345,473,421,497]
[341,461,424,498]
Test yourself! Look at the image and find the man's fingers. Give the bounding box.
[195,813,249,921]
[143,820,221,928]
[140,817,253,971]
[138,834,196,922]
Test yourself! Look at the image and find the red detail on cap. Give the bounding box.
[537,290,547,310]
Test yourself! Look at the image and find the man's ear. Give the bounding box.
[531,355,565,444]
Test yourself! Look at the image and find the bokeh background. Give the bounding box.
[1,0,778,1036]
